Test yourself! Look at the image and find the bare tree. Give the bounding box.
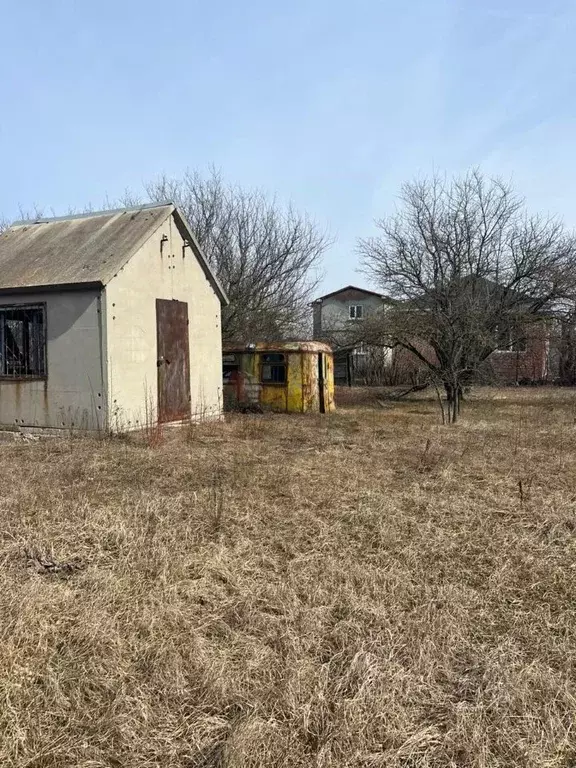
[141,169,329,342]
[359,170,576,422]
[2,173,328,343]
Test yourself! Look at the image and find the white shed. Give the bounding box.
[0,203,228,432]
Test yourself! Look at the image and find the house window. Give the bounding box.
[496,325,527,353]
[349,305,363,320]
[513,337,527,353]
[0,305,46,378]
[261,353,286,383]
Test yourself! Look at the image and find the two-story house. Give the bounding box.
[311,285,392,384]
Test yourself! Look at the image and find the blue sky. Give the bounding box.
[1,0,575,294]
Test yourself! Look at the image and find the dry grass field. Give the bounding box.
[1,388,576,767]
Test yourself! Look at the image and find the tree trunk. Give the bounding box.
[433,381,446,424]
[444,382,460,424]
[452,386,459,423]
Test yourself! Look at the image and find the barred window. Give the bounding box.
[0,305,46,378]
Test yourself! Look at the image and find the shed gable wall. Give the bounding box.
[104,213,222,429]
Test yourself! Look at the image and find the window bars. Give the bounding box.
[0,305,46,378]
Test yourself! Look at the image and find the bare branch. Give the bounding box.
[144,169,330,342]
[358,170,576,422]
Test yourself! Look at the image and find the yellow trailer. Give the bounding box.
[223,341,335,413]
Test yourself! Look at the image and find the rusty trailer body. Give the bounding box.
[223,341,335,414]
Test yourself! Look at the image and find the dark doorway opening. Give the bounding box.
[318,352,326,414]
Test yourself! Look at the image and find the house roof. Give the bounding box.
[0,202,228,304]
[312,284,389,303]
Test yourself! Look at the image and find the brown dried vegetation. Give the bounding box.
[1,388,576,766]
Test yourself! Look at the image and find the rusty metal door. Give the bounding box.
[156,299,191,423]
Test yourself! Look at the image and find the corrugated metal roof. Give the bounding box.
[0,203,228,304]
[0,204,172,290]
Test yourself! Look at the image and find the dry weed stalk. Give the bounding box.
[0,387,574,766]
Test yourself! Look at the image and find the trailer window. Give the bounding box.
[261,353,286,383]
[223,354,239,383]
[0,305,46,378]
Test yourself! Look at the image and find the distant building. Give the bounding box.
[312,285,388,344]
[0,203,228,432]
[486,320,559,384]
[312,283,566,386]
[311,285,392,384]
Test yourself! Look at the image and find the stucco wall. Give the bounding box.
[104,214,223,430]
[315,293,384,345]
[0,290,105,430]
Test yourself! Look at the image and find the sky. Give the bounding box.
[1,0,576,294]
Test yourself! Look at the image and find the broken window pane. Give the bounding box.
[0,305,46,378]
[261,353,286,383]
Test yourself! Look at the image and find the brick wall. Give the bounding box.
[391,321,556,385]
[487,325,551,384]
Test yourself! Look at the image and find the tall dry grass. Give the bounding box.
[1,388,576,766]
